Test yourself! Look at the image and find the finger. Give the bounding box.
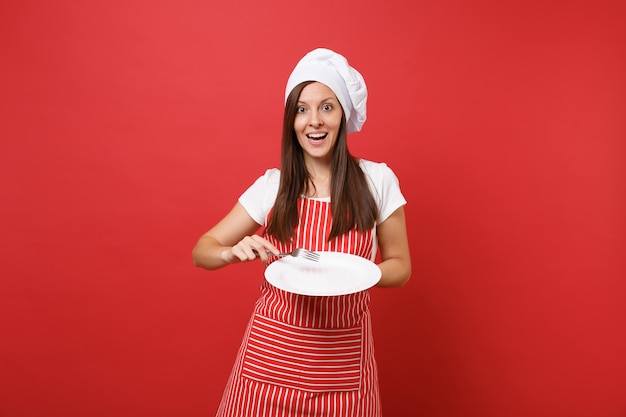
[249,235,281,256]
[232,239,260,262]
[251,248,270,264]
[231,245,253,262]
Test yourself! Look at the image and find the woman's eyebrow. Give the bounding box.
[297,97,337,104]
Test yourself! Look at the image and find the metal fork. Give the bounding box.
[276,248,320,262]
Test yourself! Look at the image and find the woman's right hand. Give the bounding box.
[223,235,280,265]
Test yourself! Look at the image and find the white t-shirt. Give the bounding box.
[239,159,407,227]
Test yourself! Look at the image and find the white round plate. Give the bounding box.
[264,251,381,296]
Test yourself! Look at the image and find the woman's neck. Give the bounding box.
[304,161,332,198]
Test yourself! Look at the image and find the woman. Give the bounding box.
[192,48,411,417]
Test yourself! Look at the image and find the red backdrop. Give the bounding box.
[1,1,624,416]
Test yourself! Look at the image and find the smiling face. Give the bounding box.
[293,82,344,164]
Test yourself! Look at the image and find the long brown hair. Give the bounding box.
[266,81,378,243]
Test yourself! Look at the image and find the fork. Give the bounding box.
[277,248,320,262]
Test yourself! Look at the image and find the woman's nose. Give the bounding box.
[309,110,323,126]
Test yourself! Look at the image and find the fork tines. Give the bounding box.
[293,248,320,262]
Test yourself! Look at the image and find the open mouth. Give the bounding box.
[306,133,328,141]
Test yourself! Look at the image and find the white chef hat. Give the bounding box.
[285,48,368,134]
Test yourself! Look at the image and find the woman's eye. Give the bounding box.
[322,104,333,111]
[296,106,306,113]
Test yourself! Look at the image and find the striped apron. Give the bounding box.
[216,197,381,417]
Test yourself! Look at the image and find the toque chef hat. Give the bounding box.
[285,48,368,134]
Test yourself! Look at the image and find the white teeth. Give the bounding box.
[307,133,327,139]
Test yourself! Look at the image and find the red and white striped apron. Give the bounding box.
[216,197,381,417]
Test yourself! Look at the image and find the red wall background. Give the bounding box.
[1,1,624,416]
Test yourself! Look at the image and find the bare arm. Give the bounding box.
[192,202,280,270]
[375,206,412,287]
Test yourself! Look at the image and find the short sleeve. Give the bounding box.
[360,160,407,223]
[238,169,281,225]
